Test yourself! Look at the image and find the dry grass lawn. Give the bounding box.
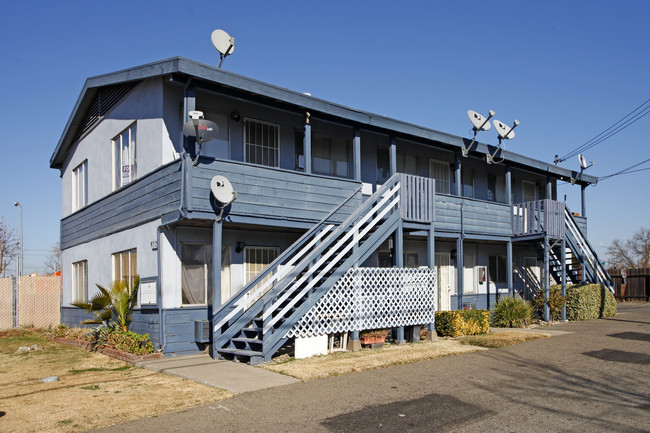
[262,331,551,381]
[0,329,231,433]
[262,339,486,381]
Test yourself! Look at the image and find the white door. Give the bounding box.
[523,256,540,298]
[435,253,451,310]
[463,254,476,294]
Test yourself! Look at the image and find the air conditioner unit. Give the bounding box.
[194,320,210,343]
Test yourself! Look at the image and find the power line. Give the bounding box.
[556,98,650,163]
[599,156,650,182]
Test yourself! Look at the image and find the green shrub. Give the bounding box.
[435,310,490,337]
[532,286,567,321]
[491,296,533,328]
[105,330,155,355]
[564,283,617,321]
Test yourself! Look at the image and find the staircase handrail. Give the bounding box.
[212,183,362,331]
[564,208,614,292]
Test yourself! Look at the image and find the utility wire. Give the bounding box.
[556,98,650,163]
[598,156,650,182]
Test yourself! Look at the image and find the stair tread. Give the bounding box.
[217,348,263,356]
[232,337,262,343]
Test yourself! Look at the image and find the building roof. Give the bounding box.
[50,57,596,185]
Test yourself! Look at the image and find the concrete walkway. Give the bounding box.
[135,354,299,394]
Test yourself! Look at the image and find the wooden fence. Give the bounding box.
[0,275,61,330]
[608,268,650,301]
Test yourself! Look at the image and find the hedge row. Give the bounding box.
[435,310,490,337]
[560,283,617,320]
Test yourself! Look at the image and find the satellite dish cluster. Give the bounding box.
[464,109,519,164]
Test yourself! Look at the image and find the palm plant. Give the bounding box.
[72,276,140,332]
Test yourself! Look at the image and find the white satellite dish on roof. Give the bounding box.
[463,109,495,157]
[211,29,235,68]
[572,153,594,185]
[493,119,519,140]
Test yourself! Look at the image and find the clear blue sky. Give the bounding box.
[0,0,648,274]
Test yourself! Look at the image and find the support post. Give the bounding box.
[211,219,223,359]
[457,237,464,310]
[389,136,397,176]
[426,222,437,340]
[560,239,566,320]
[544,234,550,322]
[581,184,587,218]
[347,330,361,352]
[507,240,514,297]
[455,154,462,196]
[395,220,405,345]
[506,166,512,206]
[304,114,312,174]
[353,128,361,181]
[546,177,552,200]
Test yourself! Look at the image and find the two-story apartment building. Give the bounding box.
[51,57,611,363]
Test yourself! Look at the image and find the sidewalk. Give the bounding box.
[135,354,299,394]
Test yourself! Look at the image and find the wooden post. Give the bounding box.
[561,237,567,321]
[426,222,437,339]
[544,234,550,322]
[304,113,312,174]
[395,220,406,345]
[455,154,462,196]
[353,128,361,181]
[389,137,397,176]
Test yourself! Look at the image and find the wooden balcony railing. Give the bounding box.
[512,199,565,239]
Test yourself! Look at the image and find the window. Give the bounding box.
[312,133,350,178]
[112,124,136,189]
[112,249,137,288]
[72,160,88,211]
[72,260,88,302]
[462,168,474,198]
[429,159,450,194]
[181,243,212,305]
[488,174,506,203]
[244,246,279,284]
[463,254,476,294]
[397,153,418,176]
[244,118,279,167]
[522,180,536,202]
[376,149,390,183]
[489,255,507,283]
[377,251,419,267]
[404,251,420,268]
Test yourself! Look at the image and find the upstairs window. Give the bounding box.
[72,260,88,303]
[312,133,350,178]
[112,124,137,190]
[488,174,506,203]
[522,180,537,202]
[72,160,88,211]
[244,118,279,167]
[112,248,137,288]
[397,153,418,176]
[429,159,450,194]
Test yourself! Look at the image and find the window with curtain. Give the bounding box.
[397,153,418,176]
[462,168,474,198]
[488,173,506,203]
[489,255,507,283]
[112,249,137,288]
[72,260,88,303]
[112,123,136,190]
[72,160,88,211]
[181,243,212,305]
[312,133,350,178]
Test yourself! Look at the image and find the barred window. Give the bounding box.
[244,118,279,167]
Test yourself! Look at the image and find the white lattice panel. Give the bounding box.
[287,267,436,338]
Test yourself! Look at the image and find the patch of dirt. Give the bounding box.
[458,331,551,348]
[261,339,486,381]
[0,332,231,433]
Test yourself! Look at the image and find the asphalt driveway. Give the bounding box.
[95,303,650,433]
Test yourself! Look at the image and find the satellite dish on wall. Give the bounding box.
[572,153,594,185]
[579,154,589,170]
[182,111,220,166]
[210,175,238,222]
[463,109,495,157]
[211,175,236,205]
[211,29,235,68]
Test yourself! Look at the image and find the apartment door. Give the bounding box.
[435,253,451,311]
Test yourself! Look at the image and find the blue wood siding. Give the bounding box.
[573,215,588,236]
[189,159,362,224]
[60,306,161,348]
[60,160,182,249]
[161,307,210,355]
[435,195,512,237]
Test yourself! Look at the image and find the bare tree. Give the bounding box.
[607,227,650,269]
[0,218,19,277]
[43,241,62,274]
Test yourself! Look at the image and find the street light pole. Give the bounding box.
[13,202,23,276]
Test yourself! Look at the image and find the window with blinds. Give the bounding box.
[429,159,451,194]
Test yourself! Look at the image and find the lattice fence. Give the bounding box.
[287,267,436,338]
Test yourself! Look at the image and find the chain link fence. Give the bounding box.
[0,275,61,330]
